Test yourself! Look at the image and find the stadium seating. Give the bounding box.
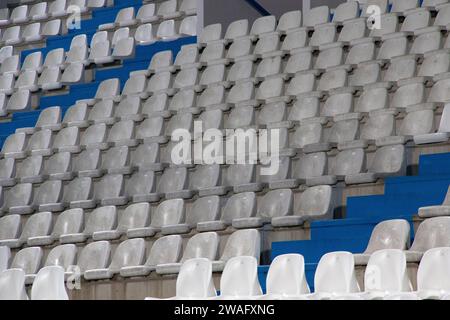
[2,0,450,301]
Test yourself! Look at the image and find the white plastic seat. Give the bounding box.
[353,219,411,265]
[157,20,180,41]
[25,129,53,156]
[136,3,158,24]
[1,132,27,159]
[21,23,42,43]
[48,0,68,18]
[0,215,21,247]
[77,241,111,276]
[42,48,64,70]
[62,177,94,209]
[15,155,45,184]
[10,247,43,284]
[38,66,62,91]
[165,258,217,300]
[2,26,21,46]
[404,217,450,262]
[61,62,84,84]
[99,7,135,30]
[21,52,42,74]
[1,55,20,76]
[94,174,127,206]
[88,33,113,65]
[216,256,262,299]
[135,24,156,46]
[40,209,83,245]
[84,238,145,280]
[0,269,28,300]
[80,123,108,150]
[3,183,34,215]
[179,16,197,37]
[43,152,73,181]
[31,266,68,300]
[78,78,120,106]
[258,254,310,299]
[0,158,15,186]
[0,46,13,65]
[212,229,260,272]
[62,103,89,128]
[156,232,219,274]
[198,24,222,47]
[120,235,182,277]
[307,251,360,300]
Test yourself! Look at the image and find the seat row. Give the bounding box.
[0,0,105,29]
[0,186,332,250]
[0,228,261,285]
[0,20,61,47]
[98,0,197,32]
[151,247,450,300]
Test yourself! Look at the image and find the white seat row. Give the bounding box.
[0,228,260,287]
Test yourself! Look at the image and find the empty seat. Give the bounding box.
[0,158,15,186]
[3,183,33,215]
[80,123,108,150]
[84,238,145,280]
[1,132,27,159]
[1,212,52,248]
[33,180,64,212]
[2,26,21,46]
[156,232,219,274]
[166,258,217,299]
[60,206,117,244]
[405,217,450,262]
[38,67,62,91]
[212,229,260,272]
[10,247,43,284]
[120,235,182,277]
[353,219,411,265]
[157,167,190,197]
[76,241,111,276]
[62,177,94,209]
[42,208,83,245]
[260,254,310,299]
[7,90,31,112]
[216,256,262,299]
[0,269,28,300]
[15,155,44,184]
[415,103,450,144]
[0,215,21,247]
[94,174,127,206]
[1,55,20,76]
[31,266,68,300]
[308,251,360,300]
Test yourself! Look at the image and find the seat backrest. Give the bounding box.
[117,202,150,232]
[20,211,52,240]
[151,199,185,228]
[266,254,310,296]
[186,196,221,225]
[181,232,219,262]
[176,258,216,298]
[78,241,110,272]
[0,269,28,300]
[157,167,188,194]
[257,189,293,219]
[11,247,43,275]
[295,185,333,219]
[221,192,256,222]
[84,205,117,234]
[108,238,146,271]
[219,229,260,262]
[145,234,182,266]
[45,244,77,270]
[220,256,262,297]
[410,217,450,252]
[0,214,20,240]
[365,249,412,293]
[62,177,93,203]
[52,208,84,237]
[417,247,450,292]
[31,266,68,300]
[314,251,360,294]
